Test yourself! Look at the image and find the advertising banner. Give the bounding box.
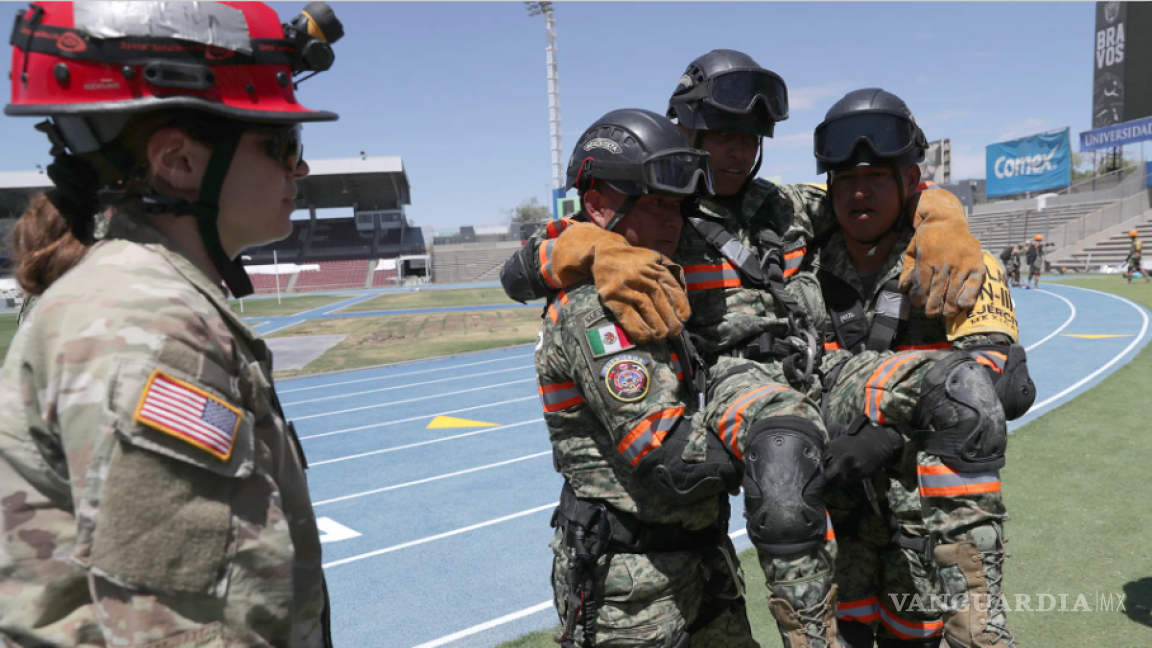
[1093,1,1127,128]
[1080,115,1152,151]
[986,129,1072,198]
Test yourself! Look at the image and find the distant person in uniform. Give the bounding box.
[0,2,344,646]
[1024,235,1053,289]
[1125,230,1148,283]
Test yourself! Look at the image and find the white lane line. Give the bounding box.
[1026,289,1077,351]
[1027,286,1149,413]
[291,379,535,421]
[314,450,550,505]
[409,527,751,648]
[260,320,305,336]
[310,419,544,467]
[322,502,557,569]
[278,354,534,394]
[283,365,534,406]
[409,602,555,648]
[298,396,539,440]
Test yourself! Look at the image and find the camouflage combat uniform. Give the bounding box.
[14,211,110,327]
[1025,241,1048,283]
[0,210,331,647]
[518,180,844,643]
[538,278,761,648]
[801,220,1020,646]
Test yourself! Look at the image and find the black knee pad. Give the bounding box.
[742,416,827,556]
[838,620,876,648]
[915,353,1007,473]
[969,343,1035,421]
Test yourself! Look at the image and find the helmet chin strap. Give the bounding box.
[138,128,255,298]
[603,195,639,233]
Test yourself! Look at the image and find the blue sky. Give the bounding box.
[0,2,1119,233]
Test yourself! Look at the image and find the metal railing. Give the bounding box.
[1044,188,1152,251]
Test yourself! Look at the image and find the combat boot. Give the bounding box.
[932,525,1017,648]
[770,583,842,648]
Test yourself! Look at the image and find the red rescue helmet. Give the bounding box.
[7,1,342,152]
[6,1,344,298]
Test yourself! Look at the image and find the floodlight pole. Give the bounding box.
[526,1,563,220]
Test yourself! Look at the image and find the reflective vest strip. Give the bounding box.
[683,262,741,291]
[718,385,786,461]
[823,510,835,542]
[540,239,561,289]
[617,407,684,466]
[824,341,842,351]
[546,289,568,324]
[864,352,922,424]
[879,603,943,639]
[972,350,1007,374]
[837,596,880,623]
[546,218,575,240]
[783,247,806,278]
[538,381,584,412]
[918,464,1002,498]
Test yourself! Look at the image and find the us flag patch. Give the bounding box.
[133,370,242,462]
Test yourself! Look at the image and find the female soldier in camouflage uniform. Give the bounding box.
[0,2,344,645]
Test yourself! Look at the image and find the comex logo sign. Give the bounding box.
[994,149,1058,179]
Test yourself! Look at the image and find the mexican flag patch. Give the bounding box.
[586,323,635,357]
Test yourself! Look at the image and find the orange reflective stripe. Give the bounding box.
[917,464,1002,497]
[783,248,806,278]
[719,385,786,460]
[974,356,1002,373]
[823,510,835,541]
[824,341,842,351]
[546,289,568,324]
[865,352,922,424]
[546,217,576,239]
[670,353,683,380]
[684,262,741,291]
[896,342,952,351]
[540,239,561,289]
[538,381,584,412]
[837,596,880,623]
[617,407,684,466]
[879,603,943,639]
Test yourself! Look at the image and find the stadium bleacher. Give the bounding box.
[293,259,372,292]
[970,200,1116,253]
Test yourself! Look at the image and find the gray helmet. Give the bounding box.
[666,49,788,138]
[565,108,713,231]
[813,88,927,174]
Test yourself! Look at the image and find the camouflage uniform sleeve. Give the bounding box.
[0,283,293,647]
[558,288,689,469]
[767,182,835,241]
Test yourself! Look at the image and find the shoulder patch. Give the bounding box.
[584,309,608,328]
[133,370,242,462]
[586,322,636,358]
[600,354,650,402]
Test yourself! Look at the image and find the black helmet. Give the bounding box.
[565,108,712,231]
[666,49,788,138]
[814,88,928,175]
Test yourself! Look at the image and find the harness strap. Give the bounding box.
[818,272,908,355]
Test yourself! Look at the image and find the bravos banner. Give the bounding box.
[1093,1,1127,129]
[985,128,1072,198]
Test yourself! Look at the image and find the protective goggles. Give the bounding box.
[260,125,305,171]
[582,149,714,196]
[814,111,925,166]
[672,69,789,121]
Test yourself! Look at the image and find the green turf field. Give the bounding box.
[228,294,345,318]
[269,307,541,378]
[498,278,1152,647]
[0,313,18,361]
[337,286,535,313]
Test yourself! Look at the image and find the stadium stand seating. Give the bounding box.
[430,242,523,284]
[1054,218,1152,269]
[970,201,1116,254]
[249,272,295,295]
[293,259,372,292]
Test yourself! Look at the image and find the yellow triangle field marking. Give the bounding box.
[426,416,498,429]
[1060,334,1134,339]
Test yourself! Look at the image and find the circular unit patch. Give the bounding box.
[601,355,650,402]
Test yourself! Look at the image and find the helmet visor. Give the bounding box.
[643,150,714,196]
[814,112,920,165]
[707,70,789,120]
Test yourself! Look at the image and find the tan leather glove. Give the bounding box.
[898,188,985,318]
[546,222,691,343]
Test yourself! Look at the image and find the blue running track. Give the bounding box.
[269,283,1150,648]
